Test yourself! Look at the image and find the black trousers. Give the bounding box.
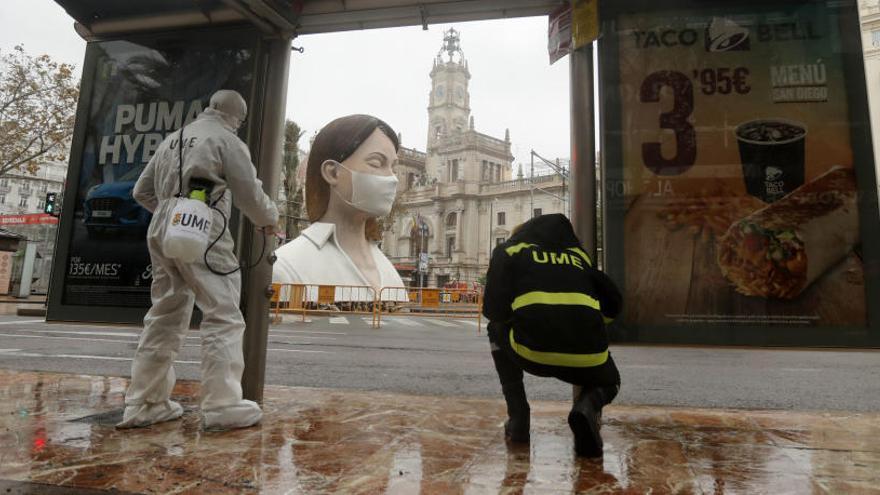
[488,321,620,399]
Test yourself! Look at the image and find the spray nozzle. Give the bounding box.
[188,178,214,203]
[188,189,207,202]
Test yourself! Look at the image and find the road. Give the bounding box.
[0,313,878,411]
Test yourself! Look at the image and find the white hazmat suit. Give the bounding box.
[119,90,278,430]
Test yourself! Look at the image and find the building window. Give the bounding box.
[40,182,48,192]
[37,199,45,211]
[533,208,543,218]
[873,30,880,47]
[495,237,506,246]
[450,159,459,182]
[497,211,506,226]
[447,236,455,256]
[0,178,8,187]
[446,212,457,228]
[19,197,28,207]
[0,195,5,204]
[481,160,488,181]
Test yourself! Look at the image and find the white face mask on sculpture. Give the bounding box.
[332,161,399,217]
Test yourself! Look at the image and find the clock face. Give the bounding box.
[435,85,445,99]
[455,86,464,101]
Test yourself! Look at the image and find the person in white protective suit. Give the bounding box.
[118,89,278,430]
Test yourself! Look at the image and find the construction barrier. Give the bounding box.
[375,286,482,331]
[271,283,379,325]
[270,284,484,330]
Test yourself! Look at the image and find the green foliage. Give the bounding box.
[280,119,305,240]
[0,45,79,177]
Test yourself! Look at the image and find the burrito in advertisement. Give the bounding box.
[717,167,858,299]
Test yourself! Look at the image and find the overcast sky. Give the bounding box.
[1,2,571,170]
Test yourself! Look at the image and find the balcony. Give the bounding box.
[479,174,563,195]
[398,147,427,170]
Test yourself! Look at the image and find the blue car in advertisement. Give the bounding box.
[83,165,151,238]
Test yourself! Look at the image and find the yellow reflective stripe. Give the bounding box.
[511,291,601,311]
[567,247,592,267]
[509,330,608,367]
[603,316,614,324]
[505,242,536,255]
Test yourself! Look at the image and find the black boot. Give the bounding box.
[501,382,530,443]
[491,348,530,443]
[568,388,606,458]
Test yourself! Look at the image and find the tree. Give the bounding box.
[0,45,79,177]
[280,119,305,241]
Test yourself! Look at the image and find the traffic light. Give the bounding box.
[44,192,57,216]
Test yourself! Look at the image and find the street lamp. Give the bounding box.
[488,198,498,260]
[419,222,429,287]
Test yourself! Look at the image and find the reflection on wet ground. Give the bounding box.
[0,369,878,494]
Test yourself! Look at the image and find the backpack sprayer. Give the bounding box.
[163,128,267,275]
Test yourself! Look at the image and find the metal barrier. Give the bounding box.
[271,283,379,325]
[375,286,482,331]
[270,284,484,331]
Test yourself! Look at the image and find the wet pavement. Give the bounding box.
[0,369,878,494]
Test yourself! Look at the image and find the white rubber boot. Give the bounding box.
[201,400,263,431]
[117,400,184,429]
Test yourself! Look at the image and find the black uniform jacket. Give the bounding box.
[482,214,622,368]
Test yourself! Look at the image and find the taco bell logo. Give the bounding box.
[705,17,750,52]
[766,166,783,181]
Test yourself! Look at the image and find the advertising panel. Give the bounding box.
[600,0,879,342]
[49,28,258,317]
[0,251,12,295]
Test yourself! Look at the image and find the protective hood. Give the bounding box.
[201,107,240,132]
[508,213,581,248]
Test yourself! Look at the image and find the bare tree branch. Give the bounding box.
[0,45,78,178]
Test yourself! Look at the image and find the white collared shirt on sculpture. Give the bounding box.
[273,222,408,302]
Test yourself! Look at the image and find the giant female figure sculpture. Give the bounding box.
[273,115,406,295]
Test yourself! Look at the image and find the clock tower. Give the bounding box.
[427,28,471,152]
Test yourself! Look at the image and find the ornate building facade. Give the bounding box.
[381,28,568,287]
[860,0,880,187]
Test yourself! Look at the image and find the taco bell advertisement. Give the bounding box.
[611,2,876,329]
[58,36,256,309]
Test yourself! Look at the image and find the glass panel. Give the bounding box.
[60,29,258,308]
[602,0,877,339]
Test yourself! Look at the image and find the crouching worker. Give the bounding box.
[118,90,278,430]
[482,214,622,458]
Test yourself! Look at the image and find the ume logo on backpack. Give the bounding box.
[163,198,213,263]
[177,212,210,232]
